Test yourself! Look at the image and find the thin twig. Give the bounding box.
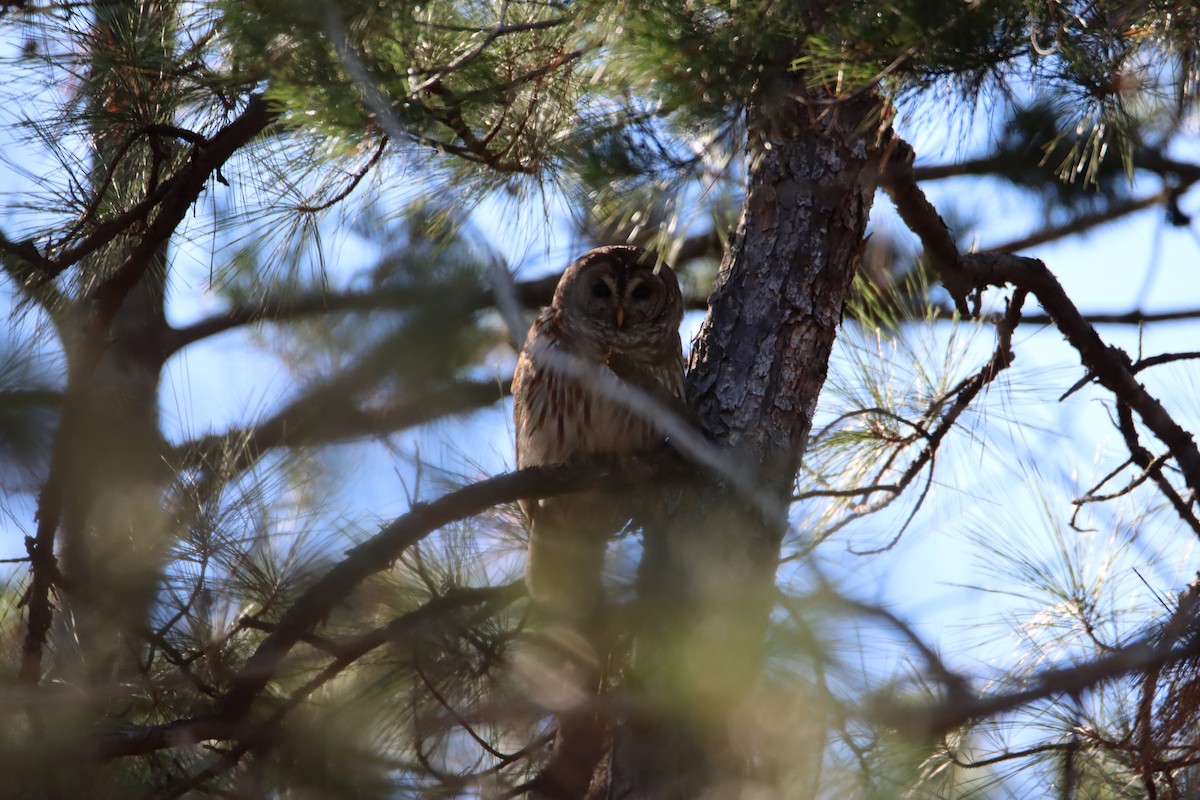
[296,136,389,213]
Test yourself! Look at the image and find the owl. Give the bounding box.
[512,246,686,619]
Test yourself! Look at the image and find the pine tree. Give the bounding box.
[2,1,1200,797]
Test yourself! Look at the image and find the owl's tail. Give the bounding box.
[524,493,616,622]
[519,495,617,799]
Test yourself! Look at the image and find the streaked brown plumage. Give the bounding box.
[512,246,685,616]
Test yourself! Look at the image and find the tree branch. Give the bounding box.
[961,251,1200,499]
[96,583,524,762]
[163,227,723,356]
[15,96,280,687]
[914,145,1200,188]
[1114,404,1200,538]
[170,377,509,477]
[13,96,276,293]
[882,140,974,314]
[879,584,1200,740]
[886,136,1200,502]
[797,291,1025,552]
[295,135,389,213]
[212,453,684,726]
[983,191,1167,254]
[86,95,278,338]
[1017,308,1200,327]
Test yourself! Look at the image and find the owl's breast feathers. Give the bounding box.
[513,310,683,472]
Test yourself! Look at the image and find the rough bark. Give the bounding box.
[587,90,885,799]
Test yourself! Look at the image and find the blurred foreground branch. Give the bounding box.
[94,453,689,762]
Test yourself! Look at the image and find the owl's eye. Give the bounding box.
[630,284,652,301]
[591,281,612,299]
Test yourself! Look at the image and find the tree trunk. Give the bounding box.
[589,89,886,799]
[20,6,178,796]
[51,1,176,685]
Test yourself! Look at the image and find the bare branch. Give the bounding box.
[886,135,1200,504]
[962,252,1200,500]
[1133,351,1200,373]
[798,290,1025,550]
[1115,404,1200,538]
[880,583,1200,740]
[984,191,1167,254]
[914,305,1200,328]
[295,136,389,213]
[915,146,1200,189]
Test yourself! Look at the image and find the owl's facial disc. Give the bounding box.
[585,273,622,327]
[628,279,653,301]
[590,278,614,299]
[555,247,681,355]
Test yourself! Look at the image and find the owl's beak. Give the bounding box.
[614,306,625,329]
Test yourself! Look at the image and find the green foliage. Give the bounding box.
[1,1,1200,798]
[994,100,1137,204]
[221,0,581,169]
[806,0,1027,86]
[803,1,1200,186]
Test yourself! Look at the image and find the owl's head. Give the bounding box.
[552,246,684,355]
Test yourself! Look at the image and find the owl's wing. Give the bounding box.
[512,356,542,545]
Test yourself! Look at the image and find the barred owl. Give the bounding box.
[512,246,686,618]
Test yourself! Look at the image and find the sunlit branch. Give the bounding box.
[886,136,1200,503]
